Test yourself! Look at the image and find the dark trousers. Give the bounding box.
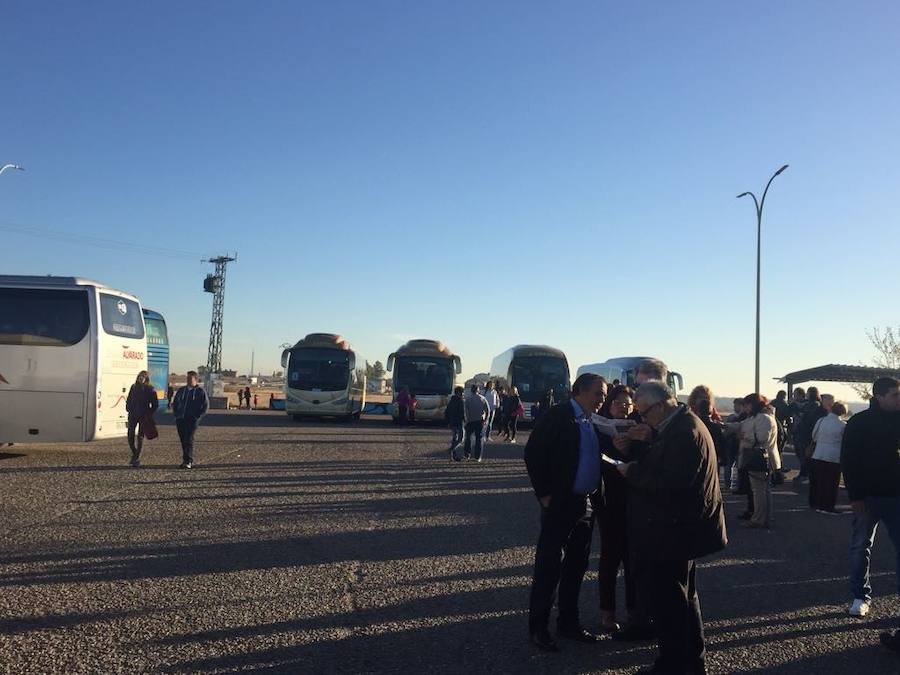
[175,418,198,464]
[809,459,841,511]
[648,558,706,673]
[127,417,144,458]
[528,494,594,632]
[397,405,408,425]
[506,416,518,440]
[598,501,635,613]
[463,421,484,459]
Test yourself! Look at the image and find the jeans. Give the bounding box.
[175,417,198,464]
[483,410,494,440]
[450,423,464,449]
[850,496,900,601]
[463,421,484,460]
[127,417,144,459]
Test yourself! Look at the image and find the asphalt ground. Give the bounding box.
[1,411,899,674]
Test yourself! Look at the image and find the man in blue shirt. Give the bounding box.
[524,372,608,652]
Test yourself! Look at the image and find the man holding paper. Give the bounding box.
[524,372,608,652]
[615,381,727,675]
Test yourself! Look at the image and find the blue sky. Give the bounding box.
[3,1,899,401]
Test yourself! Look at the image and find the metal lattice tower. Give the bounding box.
[203,255,236,373]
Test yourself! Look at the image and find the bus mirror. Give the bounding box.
[281,350,289,369]
[348,354,356,370]
[673,372,684,391]
[386,354,396,372]
[453,356,462,375]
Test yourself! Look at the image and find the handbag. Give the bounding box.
[142,413,159,440]
[745,423,769,473]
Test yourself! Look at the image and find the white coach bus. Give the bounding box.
[386,339,462,422]
[0,276,148,444]
[576,356,684,395]
[489,344,571,421]
[281,333,367,421]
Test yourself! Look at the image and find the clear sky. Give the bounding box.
[3,1,899,402]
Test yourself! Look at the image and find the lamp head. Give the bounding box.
[775,164,789,176]
[736,192,751,199]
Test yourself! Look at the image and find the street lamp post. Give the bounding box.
[0,164,25,177]
[738,164,789,394]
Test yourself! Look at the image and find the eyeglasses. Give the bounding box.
[636,400,662,418]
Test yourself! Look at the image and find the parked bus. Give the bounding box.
[489,345,570,421]
[280,333,367,421]
[142,308,169,412]
[386,339,462,422]
[0,276,147,443]
[576,357,684,395]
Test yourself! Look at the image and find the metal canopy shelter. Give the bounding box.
[776,364,900,396]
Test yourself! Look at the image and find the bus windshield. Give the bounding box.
[288,349,350,391]
[395,357,453,396]
[145,318,168,345]
[512,356,568,402]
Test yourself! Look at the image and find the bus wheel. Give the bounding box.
[351,412,361,421]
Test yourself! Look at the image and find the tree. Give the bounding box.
[366,360,386,381]
[851,326,900,400]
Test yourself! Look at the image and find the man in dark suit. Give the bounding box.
[616,381,727,675]
[524,372,608,652]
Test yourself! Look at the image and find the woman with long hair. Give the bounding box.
[595,384,637,632]
[125,370,158,467]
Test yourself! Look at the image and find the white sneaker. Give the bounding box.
[849,599,870,617]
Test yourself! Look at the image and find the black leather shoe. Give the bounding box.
[881,630,900,653]
[557,624,600,642]
[529,630,560,652]
[613,623,654,642]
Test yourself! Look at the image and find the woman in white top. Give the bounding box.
[808,401,848,513]
[727,394,780,528]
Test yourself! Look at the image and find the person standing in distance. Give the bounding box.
[482,381,500,444]
[463,384,490,462]
[125,370,158,467]
[444,386,466,461]
[524,373,608,652]
[171,371,210,469]
[616,381,726,675]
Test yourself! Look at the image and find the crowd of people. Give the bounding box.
[441,382,530,461]
[519,357,900,673]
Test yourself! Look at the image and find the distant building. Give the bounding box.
[368,378,387,394]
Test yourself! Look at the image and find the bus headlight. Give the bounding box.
[331,397,348,406]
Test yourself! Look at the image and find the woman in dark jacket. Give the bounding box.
[125,370,158,467]
[595,384,637,632]
[502,387,522,442]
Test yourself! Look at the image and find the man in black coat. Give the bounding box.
[840,377,900,635]
[616,381,727,675]
[524,372,608,652]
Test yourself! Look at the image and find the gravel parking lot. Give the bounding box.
[1,410,899,674]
